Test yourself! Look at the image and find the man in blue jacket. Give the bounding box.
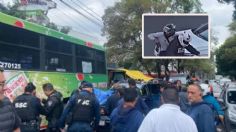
[110,88,144,132]
[187,84,216,132]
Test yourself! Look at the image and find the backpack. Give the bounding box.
[206,103,220,125]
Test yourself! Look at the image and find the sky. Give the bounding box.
[47,0,117,45]
[1,0,234,46]
[200,0,234,45]
[47,0,234,46]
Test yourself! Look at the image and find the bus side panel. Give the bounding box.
[3,70,108,101]
[3,70,107,130]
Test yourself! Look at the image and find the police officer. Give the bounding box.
[13,82,45,132]
[42,83,63,132]
[59,82,100,132]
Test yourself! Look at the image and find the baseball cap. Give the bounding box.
[82,82,93,88]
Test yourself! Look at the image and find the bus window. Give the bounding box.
[76,45,106,74]
[0,44,40,70]
[0,22,40,48]
[76,58,94,73]
[76,45,96,59]
[45,52,73,72]
[95,61,106,74]
[45,36,72,54]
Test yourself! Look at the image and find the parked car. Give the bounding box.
[218,83,236,132]
[169,74,188,85]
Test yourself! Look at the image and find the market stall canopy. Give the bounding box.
[119,68,153,82]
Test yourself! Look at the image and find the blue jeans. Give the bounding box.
[68,122,92,132]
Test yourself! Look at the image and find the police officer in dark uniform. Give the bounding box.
[59,82,100,132]
[13,82,45,132]
[42,83,63,132]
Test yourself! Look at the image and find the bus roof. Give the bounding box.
[0,12,104,51]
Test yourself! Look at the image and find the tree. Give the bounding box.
[0,2,71,34]
[60,26,71,34]
[102,0,202,78]
[216,0,236,79]
[46,22,58,31]
[228,21,236,35]
[216,36,236,79]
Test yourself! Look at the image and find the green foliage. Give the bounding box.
[46,22,58,31]
[216,36,236,79]
[0,2,70,34]
[228,21,236,34]
[103,0,202,74]
[181,59,215,74]
[60,26,71,34]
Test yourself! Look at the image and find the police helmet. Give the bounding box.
[163,23,176,37]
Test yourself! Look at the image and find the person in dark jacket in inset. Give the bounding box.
[42,83,63,132]
[187,84,216,132]
[0,68,21,132]
[110,88,144,132]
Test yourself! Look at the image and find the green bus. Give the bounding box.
[0,12,107,101]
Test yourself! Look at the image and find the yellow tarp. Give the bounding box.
[120,69,153,82]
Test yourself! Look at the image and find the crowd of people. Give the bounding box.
[0,67,224,132]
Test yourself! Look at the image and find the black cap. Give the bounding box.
[82,82,93,88]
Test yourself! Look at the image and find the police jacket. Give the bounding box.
[43,91,63,124]
[166,35,200,56]
[59,90,100,129]
[13,93,45,122]
[0,96,21,132]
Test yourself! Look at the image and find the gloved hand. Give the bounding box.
[42,99,47,104]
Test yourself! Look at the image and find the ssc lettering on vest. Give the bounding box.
[15,102,28,108]
[77,99,90,106]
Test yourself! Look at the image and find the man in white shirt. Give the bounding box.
[138,87,197,132]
